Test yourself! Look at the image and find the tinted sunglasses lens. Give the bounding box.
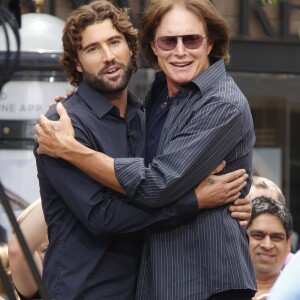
[183,35,203,49]
[157,36,177,51]
[157,35,204,51]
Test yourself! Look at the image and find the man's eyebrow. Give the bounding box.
[270,232,286,238]
[249,229,286,237]
[81,42,98,51]
[81,35,124,51]
[249,229,264,235]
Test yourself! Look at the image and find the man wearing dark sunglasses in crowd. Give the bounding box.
[35,0,256,299]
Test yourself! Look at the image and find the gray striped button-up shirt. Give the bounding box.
[114,59,256,299]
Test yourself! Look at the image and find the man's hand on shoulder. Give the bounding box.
[34,103,75,158]
[54,89,75,103]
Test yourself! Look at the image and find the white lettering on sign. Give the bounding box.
[19,104,43,112]
[0,80,72,120]
[0,104,16,112]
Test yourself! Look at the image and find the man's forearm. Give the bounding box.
[60,137,125,194]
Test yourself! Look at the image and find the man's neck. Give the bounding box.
[254,272,280,299]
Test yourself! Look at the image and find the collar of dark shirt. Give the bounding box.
[76,80,143,121]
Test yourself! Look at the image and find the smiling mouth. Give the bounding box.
[105,67,120,74]
[171,62,193,68]
[258,253,275,262]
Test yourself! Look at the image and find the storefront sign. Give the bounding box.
[240,0,300,38]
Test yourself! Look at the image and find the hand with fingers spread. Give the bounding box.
[34,103,75,158]
[195,161,248,209]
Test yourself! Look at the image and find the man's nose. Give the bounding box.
[261,236,274,250]
[173,38,186,56]
[102,47,115,62]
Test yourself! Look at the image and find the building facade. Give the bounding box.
[1,0,300,234]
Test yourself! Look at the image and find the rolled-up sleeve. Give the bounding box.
[115,100,254,208]
[114,157,146,196]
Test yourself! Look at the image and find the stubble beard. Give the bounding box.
[83,59,134,94]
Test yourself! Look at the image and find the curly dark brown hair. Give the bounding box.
[61,0,139,87]
[140,0,230,69]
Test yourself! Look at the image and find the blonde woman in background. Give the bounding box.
[8,198,48,300]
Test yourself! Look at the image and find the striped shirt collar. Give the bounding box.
[192,59,226,95]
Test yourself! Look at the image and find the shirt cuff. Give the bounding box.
[114,157,145,199]
[172,189,199,216]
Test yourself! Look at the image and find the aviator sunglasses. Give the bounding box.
[155,34,207,51]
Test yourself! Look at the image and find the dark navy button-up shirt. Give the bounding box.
[34,80,197,299]
[145,87,170,166]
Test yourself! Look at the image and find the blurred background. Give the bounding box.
[0,0,300,241]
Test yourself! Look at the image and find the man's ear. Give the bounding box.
[75,60,83,73]
[151,41,159,57]
[287,236,292,253]
[207,41,214,56]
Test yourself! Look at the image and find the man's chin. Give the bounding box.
[101,81,128,94]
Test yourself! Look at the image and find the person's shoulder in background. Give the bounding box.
[268,250,300,300]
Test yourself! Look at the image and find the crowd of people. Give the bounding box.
[0,0,299,299]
